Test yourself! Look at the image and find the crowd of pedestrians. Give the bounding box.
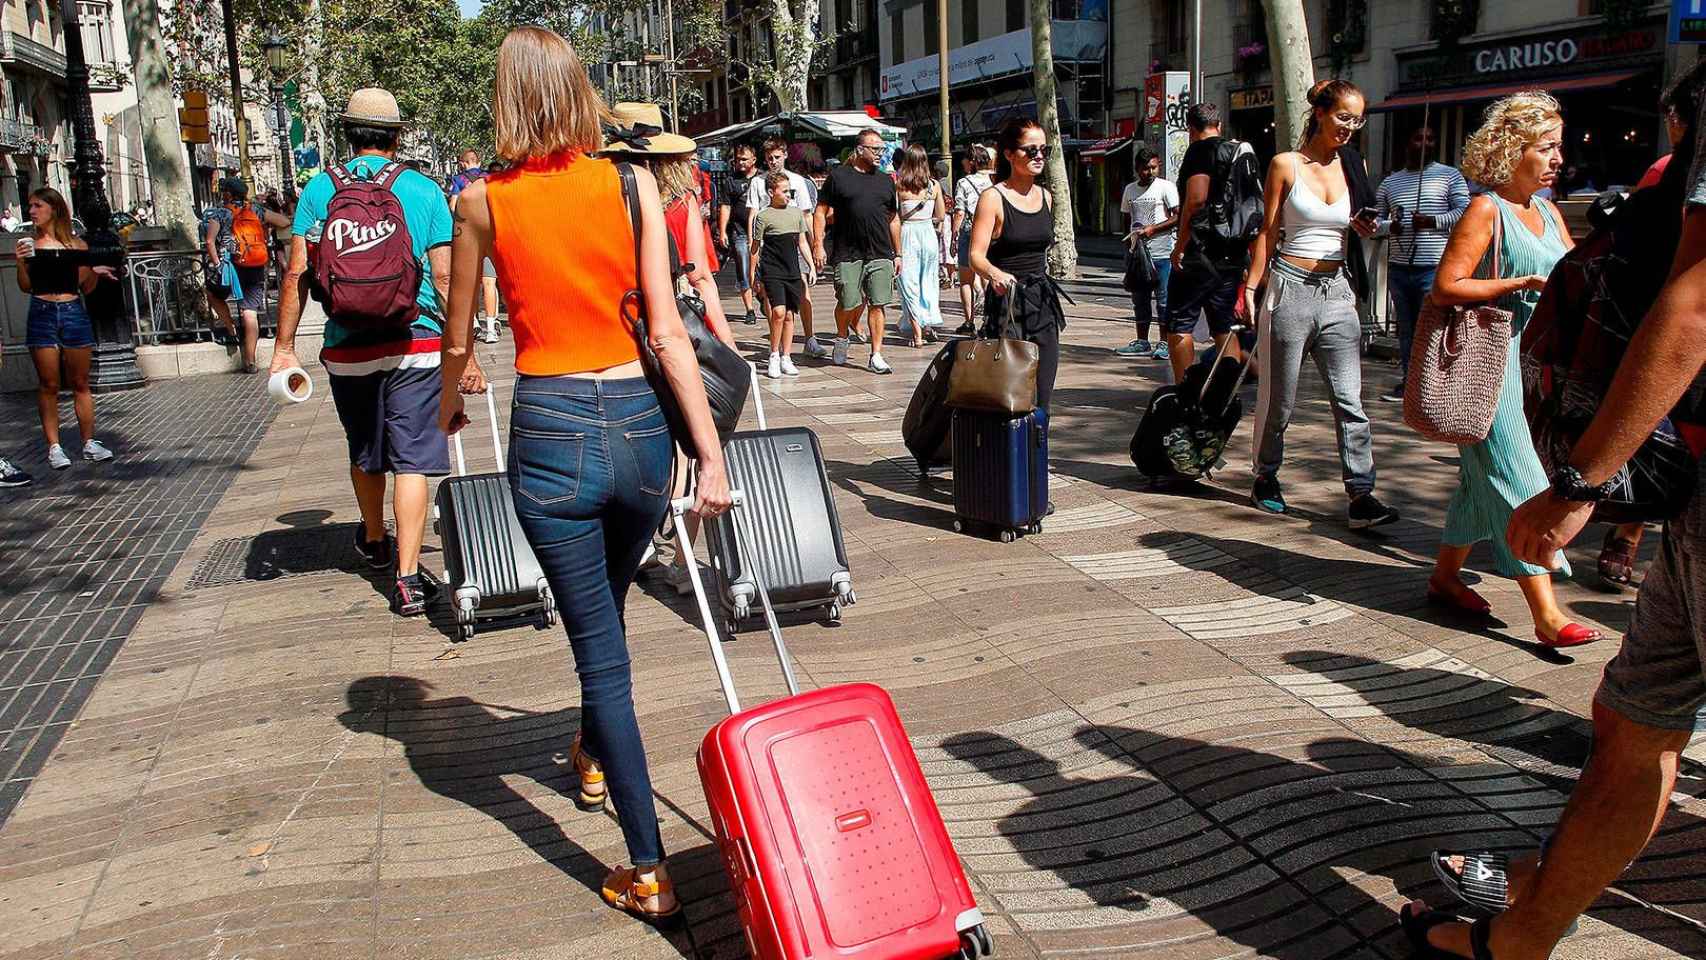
[6,15,1702,953]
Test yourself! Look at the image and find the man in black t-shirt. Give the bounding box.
[1164,102,1249,384]
[813,129,900,374]
[717,143,761,324]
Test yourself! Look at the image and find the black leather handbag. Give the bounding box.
[617,163,750,460]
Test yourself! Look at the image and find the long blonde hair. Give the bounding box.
[1461,91,1562,188]
[493,27,608,161]
[646,154,698,208]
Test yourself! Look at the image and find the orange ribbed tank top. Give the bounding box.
[485,153,640,376]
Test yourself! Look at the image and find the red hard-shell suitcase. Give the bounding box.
[670,495,992,960]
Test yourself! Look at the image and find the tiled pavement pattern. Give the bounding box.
[2,275,1705,960]
[0,374,276,825]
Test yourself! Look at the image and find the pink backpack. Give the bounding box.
[311,162,421,330]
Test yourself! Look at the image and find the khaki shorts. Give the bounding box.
[833,258,896,311]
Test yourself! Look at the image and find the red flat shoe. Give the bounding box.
[1427,586,1493,617]
[1538,623,1602,648]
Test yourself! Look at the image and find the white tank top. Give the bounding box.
[1279,153,1350,261]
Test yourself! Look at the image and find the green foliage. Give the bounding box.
[166,0,722,161]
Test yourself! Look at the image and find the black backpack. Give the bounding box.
[1191,139,1263,266]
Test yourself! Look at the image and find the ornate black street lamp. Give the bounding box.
[262,32,295,204]
[61,0,141,391]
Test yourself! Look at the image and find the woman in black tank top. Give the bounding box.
[967,117,1066,414]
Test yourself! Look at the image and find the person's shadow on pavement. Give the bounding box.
[338,675,705,958]
[942,724,1538,959]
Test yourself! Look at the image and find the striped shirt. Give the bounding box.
[1374,163,1471,266]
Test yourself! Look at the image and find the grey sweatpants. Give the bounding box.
[1251,260,1376,497]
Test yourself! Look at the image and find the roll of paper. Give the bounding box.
[267,367,313,404]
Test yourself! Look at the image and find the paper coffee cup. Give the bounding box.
[16,237,33,257]
[267,366,313,404]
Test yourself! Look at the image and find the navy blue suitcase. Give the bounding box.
[950,408,1048,542]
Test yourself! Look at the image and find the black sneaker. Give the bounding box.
[1379,383,1405,403]
[391,573,431,616]
[354,529,394,569]
[0,458,32,488]
[743,309,756,325]
[1251,476,1286,514]
[1348,493,1400,530]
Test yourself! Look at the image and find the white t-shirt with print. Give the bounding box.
[1121,177,1180,259]
[747,169,815,219]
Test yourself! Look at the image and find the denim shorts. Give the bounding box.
[26,297,94,349]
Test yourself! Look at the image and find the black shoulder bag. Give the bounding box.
[616,163,751,460]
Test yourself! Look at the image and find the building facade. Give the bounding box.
[0,0,71,218]
[876,0,1110,150]
[1085,0,1687,235]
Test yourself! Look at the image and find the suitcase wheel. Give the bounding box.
[459,622,476,642]
[952,519,965,534]
[998,528,1015,544]
[732,599,750,622]
[723,618,740,638]
[827,602,841,622]
[959,924,994,959]
[835,584,855,605]
[1029,521,1043,535]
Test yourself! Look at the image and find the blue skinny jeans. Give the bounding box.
[508,375,673,866]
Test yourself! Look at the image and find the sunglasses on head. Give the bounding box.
[1017,144,1051,160]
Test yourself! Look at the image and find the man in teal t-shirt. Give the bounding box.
[271,86,479,620]
[291,153,452,347]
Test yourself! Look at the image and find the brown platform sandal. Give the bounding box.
[602,864,681,926]
[570,733,607,811]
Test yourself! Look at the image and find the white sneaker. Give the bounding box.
[83,440,113,462]
[869,353,892,375]
[0,458,33,488]
[767,354,783,379]
[832,338,850,366]
[803,336,831,359]
[47,444,70,470]
[779,356,800,377]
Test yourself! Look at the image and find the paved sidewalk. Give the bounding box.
[1,283,1703,960]
[0,375,277,824]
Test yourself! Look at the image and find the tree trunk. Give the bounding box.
[1028,1,1075,279]
[301,0,328,163]
[1263,0,1314,153]
[126,0,197,247]
[766,0,818,112]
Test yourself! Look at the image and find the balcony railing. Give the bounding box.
[0,31,67,78]
[0,118,46,155]
[831,26,876,66]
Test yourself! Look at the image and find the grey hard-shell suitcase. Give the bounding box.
[433,387,556,641]
[703,366,855,632]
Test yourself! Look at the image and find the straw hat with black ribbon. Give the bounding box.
[601,102,696,156]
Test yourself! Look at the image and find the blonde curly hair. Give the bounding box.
[1461,91,1562,187]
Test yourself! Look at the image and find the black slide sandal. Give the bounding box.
[1431,850,1509,917]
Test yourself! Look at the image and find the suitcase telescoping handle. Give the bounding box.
[1199,325,1258,416]
[748,360,768,431]
[451,387,506,477]
[669,490,800,715]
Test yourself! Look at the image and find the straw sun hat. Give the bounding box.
[602,102,695,155]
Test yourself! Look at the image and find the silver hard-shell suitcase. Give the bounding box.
[433,386,556,640]
[702,365,855,632]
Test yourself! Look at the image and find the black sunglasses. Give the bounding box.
[1018,144,1052,160]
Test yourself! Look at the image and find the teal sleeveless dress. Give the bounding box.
[1440,194,1569,578]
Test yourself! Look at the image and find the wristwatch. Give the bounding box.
[1551,465,1610,503]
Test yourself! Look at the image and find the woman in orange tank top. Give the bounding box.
[438,25,731,926]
